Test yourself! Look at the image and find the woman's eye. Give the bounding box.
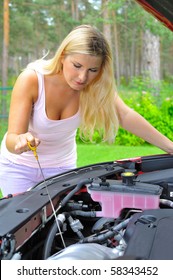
[74,64,81,68]
[73,63,98,72]
[90,69,97,73]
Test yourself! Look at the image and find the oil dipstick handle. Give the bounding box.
[27,141,38,160]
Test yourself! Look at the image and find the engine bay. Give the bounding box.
[1,153,173,260]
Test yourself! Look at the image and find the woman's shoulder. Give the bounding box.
[13,69,39,102]
[16,69,39,91]
[18,68,38,81]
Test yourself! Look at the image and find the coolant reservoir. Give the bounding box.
[88,173,163,218]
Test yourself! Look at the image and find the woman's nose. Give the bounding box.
[78,70,88,82]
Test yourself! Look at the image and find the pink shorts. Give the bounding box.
[0,155,75,197]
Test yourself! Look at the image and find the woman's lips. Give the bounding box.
[75,81,85,85]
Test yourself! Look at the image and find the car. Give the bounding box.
[0,0,173,260]
[1,153,173,260]
[136,0,173,32]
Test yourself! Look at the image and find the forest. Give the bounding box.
[1,0,173,84]
[1,0,173,144]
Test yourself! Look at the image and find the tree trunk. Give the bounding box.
[112,10,120,87]
[141,29,160,94]
[71,0,79,21]
[2,0,9,116]
[130,27,137,78]
[102,0,112,47]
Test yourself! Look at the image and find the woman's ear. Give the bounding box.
[60,53,65,64]
[59,55,65,72]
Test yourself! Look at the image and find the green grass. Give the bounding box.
[77,143,164,167]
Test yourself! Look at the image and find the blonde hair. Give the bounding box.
[27,25,119,143]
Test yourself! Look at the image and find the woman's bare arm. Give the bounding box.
[6,69,40,154]
[115,96,173,154]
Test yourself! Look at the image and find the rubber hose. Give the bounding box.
[42,219,63,259]
[60,178,93,208]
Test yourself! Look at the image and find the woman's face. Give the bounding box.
[61,53,102,91]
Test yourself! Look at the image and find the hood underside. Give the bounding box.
[135,0,173,31]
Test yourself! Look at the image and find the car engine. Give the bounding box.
[1,154,173,260]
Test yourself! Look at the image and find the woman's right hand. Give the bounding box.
[14,132,40,154]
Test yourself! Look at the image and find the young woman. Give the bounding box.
[0,25,173,196]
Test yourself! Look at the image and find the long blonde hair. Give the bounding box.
[27,25,119,143]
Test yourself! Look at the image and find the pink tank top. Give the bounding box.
[1,71,81,168]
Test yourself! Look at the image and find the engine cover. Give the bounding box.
[124,209,173,259]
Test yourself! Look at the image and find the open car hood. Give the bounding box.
[135,0,173,31]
